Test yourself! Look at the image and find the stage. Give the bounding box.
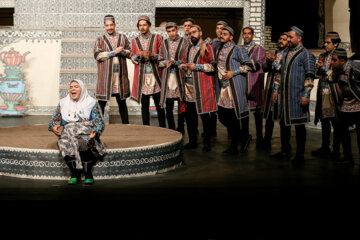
[0,124,183,179]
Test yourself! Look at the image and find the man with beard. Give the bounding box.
[180,25,217,152]
[130,16,166,128]
[312,32,342,159]
[94,15,131,124]
[241,27,266,148]
[215,26,254,154]
[331,49,360,165]
[272,26,316,165]
[159,22,188,131]
[262,32,289,149]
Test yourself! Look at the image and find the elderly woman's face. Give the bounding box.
[69,81,82,101]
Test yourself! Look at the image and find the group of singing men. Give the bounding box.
[93,15,360,166]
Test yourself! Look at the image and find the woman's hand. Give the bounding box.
[52,125,62,136]
[89,130,96,140]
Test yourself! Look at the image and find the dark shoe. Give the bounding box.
[311,147,330,157]
[330,151,340,161]
[176,127,185,134]
[270,151,290,160]
[222,147,239,155]
[263,140,271,150]
[291,155,305,168]
[184,142,197,150]
[335,157,354,166]
[240,135,252,153]
[256,138,265,149]
[202,145,211,152]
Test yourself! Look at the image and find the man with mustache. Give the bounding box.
[272,26,316,165]
[159,22,188,131]
[182,18,196,42]
[215,26,254,154]
[262,32,289,149]
[94,15,131,124]
[180,25,217,152]
[331,49,360,165]
[241,27,266,148]
[130,16,166,128]
[312,32,342,160]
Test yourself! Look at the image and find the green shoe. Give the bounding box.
[68,177,78,185]
[84,178,94,185]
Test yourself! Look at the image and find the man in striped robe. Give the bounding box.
[215,26,254,154]
[241,27,266,148]
[180,25,217,152]
[130,16,166,127]
[313,32,342,159]
[262,32,288,149]
[272,26,316,164]
[331,49,360,165]
[159,22,188,131]
[94,15,131,124]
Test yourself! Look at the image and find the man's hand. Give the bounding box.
[266,55,275,62]
[88,130,96,140]
[300,97,310,106]
[222,71,234,81]
[52,125,62,137]
[273,92,278,103]
[182,64,189,71]
[187,63,195,71]
[316,60,324,69]
[137,50,144,58]
[166,59,174,69]
[115,45,124,54]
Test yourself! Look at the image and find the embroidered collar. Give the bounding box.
[244,41,256,48]
[169,36,181,42]
[140,32,152,40]
[289,44,303,52]
[343,61,351,74]
[222,42,233,49]
[106,32,117,38]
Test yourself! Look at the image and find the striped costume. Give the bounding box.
[130,33,164,103]
[215,42,252,119]
[242,41,266,110]
[181,42,217,114]
[262,49,286,121]
[94,33,131,101]
[159,36,188,107]
[277,45,316,126]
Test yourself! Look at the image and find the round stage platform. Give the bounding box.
[0,124,183,180]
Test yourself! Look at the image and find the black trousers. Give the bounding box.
[141,92,166,128]
[165,98,180,130]
[280,119,306,156]
[185,101,211,146]
[218,106,241,147]
[253,108,263,141]
[320,117,340,152]
[64,150,97,179]
[339,111,360,159]
[99,95,129,124]
[218,106,250,145]
[264,111,275,143]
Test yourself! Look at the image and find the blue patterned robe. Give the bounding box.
[215,42,252,119]
[279,45,316,126]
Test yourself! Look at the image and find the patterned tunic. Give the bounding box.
[48,103,105,169]
[215,42,252,119]
[159,36,188,107]
[181,41,217,114]
[338,61,360,112]
[130,33,164,102]
[242,41,266,110]
[279,45,316,125]
[94,32,131,101]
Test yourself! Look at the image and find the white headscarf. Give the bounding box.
[60,79,97,123]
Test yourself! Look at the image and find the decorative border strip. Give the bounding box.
[0,0,14,8]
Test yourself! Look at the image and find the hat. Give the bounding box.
[290,26,304,36]
[166,22,177,29]
[183,18,195,24]
[333,48,347,57]
[222,26,234,36]
[138,15,151,25]
[190,24,202,32]
[216,21,228,26]
[326,32,341,40]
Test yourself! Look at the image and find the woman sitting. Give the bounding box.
[49,79,105,185]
